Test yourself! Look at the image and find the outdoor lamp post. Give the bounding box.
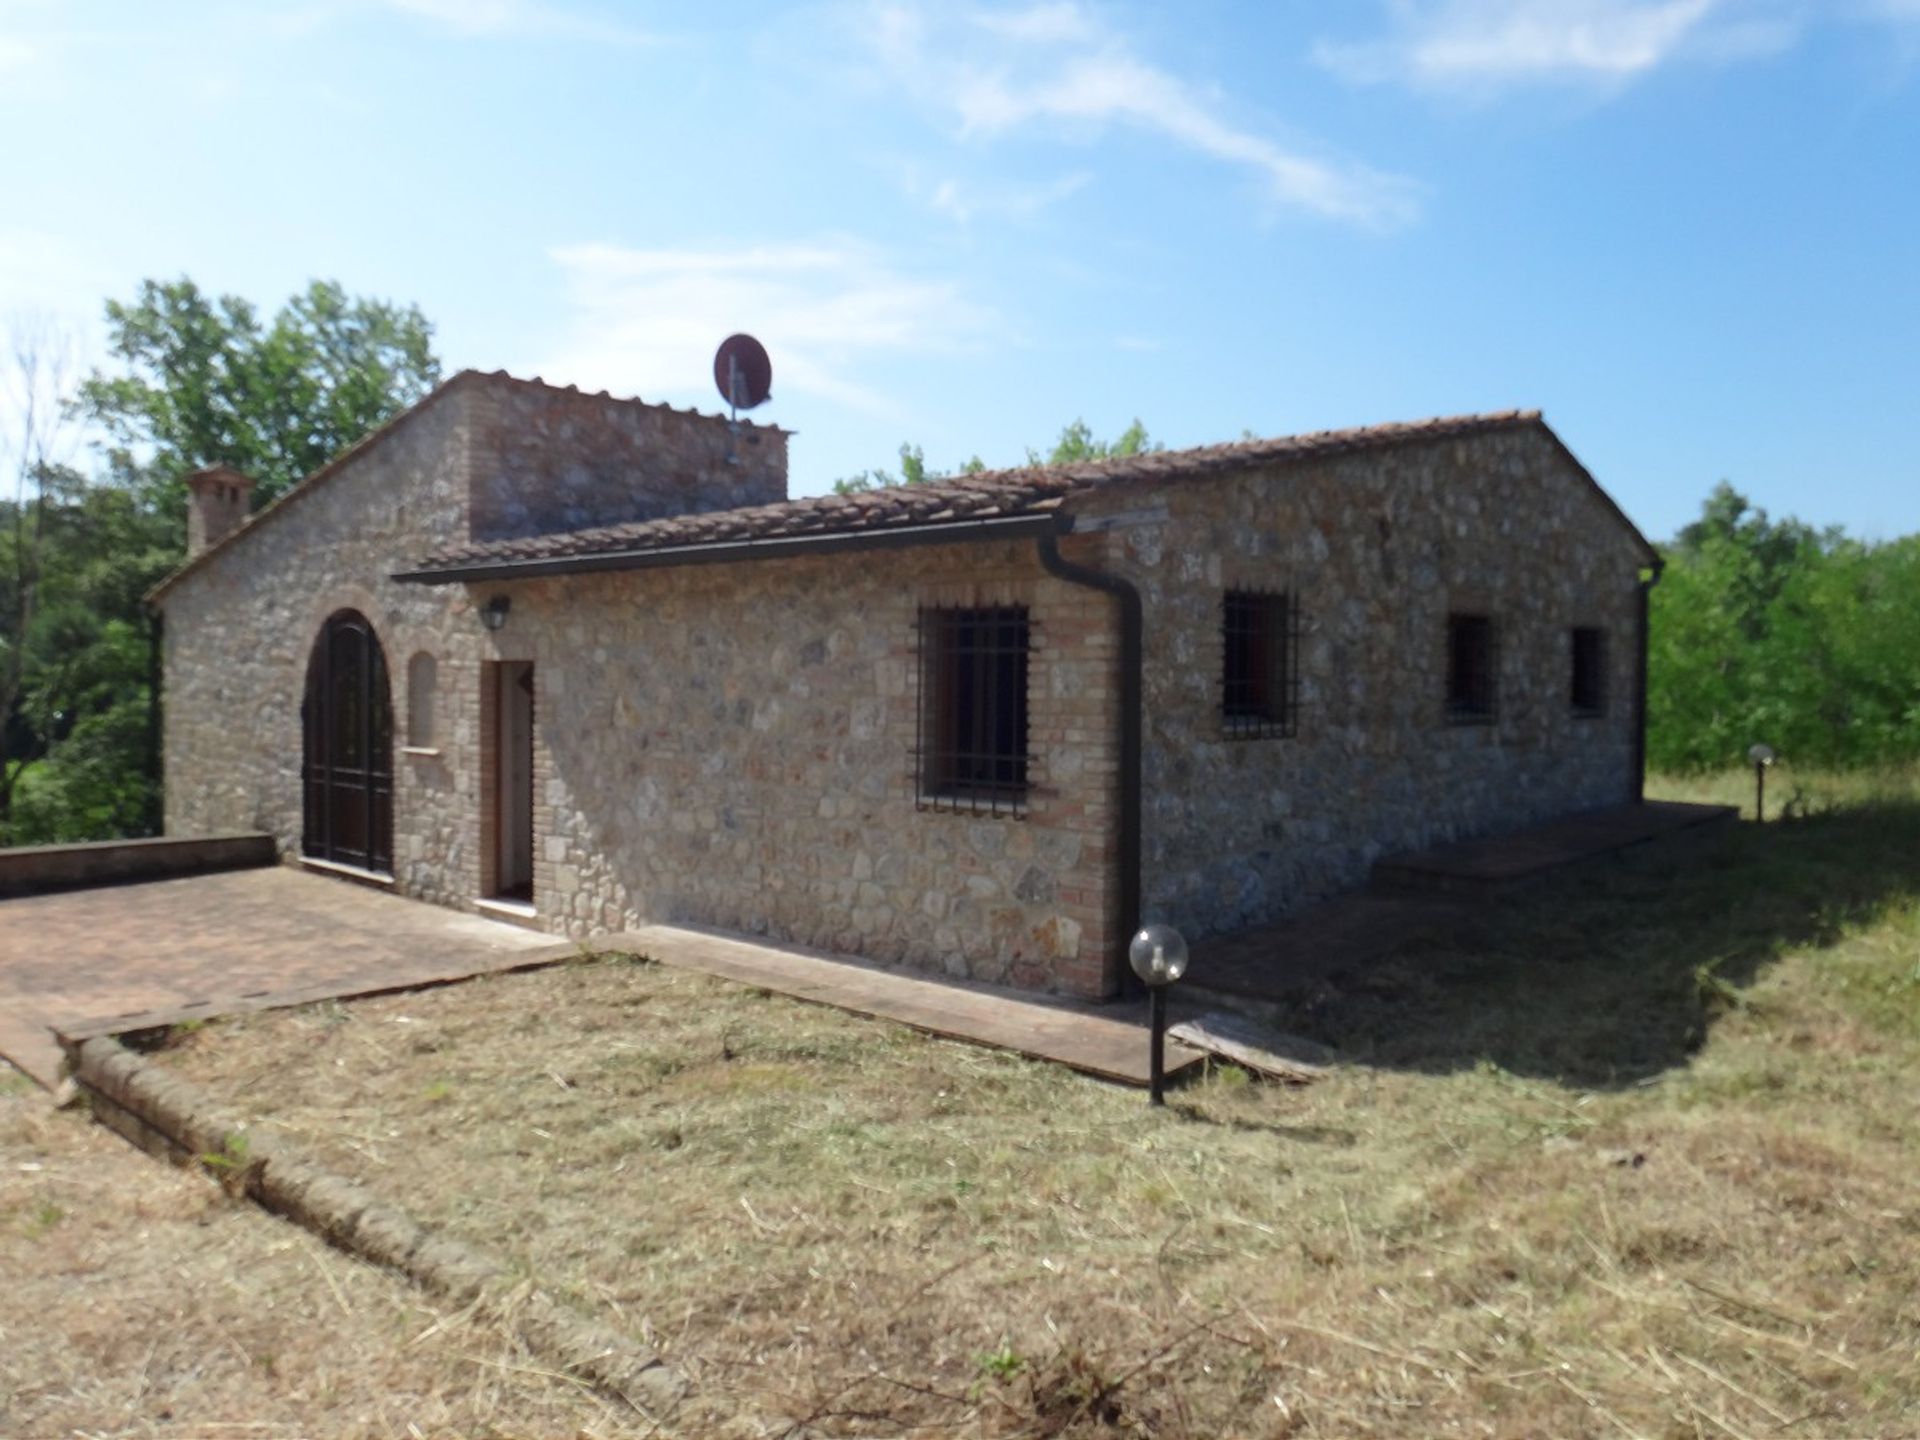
[1128,923,1189,1107]
[1748,743,1776,823]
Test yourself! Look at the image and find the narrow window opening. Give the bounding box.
[915,606,1031,817]
[1221,589,1299,738]
[1446,613,1497,724]
[1571,626,1607,717]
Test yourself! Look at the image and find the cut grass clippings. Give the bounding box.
[141,771,1920,1437]
[0,1062,634,1438]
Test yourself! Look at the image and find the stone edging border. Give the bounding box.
[69,1035,686,1420]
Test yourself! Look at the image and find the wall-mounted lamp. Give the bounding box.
[480,595,511,632]
[1128,923,1190,1106]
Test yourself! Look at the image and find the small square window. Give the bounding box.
[1446,613,1497,724]
[1222,590,1298,738]
[917,606,1030,816]
[1571,626,1607,717]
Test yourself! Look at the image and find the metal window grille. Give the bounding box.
[1445,613,1498,724]
[1570,626,1607,716]
[915,606,1032,817]
[1221,589,1299,738]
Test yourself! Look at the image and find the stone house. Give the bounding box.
[152,370,1658,999]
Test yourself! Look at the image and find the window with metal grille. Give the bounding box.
[1570,626,1607,717]
[916,606,1031,816]
[1222,589,1299,738]
[1446,613,1498,724]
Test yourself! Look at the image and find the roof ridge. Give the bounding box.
[453,368,789,434]
[921,407,1543,494]
[407,408,1552,572]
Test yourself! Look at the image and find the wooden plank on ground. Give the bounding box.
[1168,1011,1337,1084]
[618,924,1205,1088]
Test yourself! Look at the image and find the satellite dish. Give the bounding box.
[713,333,772,416]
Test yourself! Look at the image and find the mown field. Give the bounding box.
[0,1067,628,1436]
[96,768,1918,1437]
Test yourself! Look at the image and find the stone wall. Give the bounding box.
[162,381,1650,997]
[0,833,275,898]
[1075,426,1650,942]
[488,536,1123,997]
[162,372,792,919]
[161,384,490,911]
[466,379,787,543]
[161,379,1122,995]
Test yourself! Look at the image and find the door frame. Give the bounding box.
[483,660,535,903]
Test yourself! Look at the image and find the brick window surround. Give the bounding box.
[916,605,1032,817]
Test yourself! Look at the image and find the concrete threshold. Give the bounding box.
[606,924,1206,1089]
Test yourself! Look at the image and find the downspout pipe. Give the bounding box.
[1632,555,1665,804]
[1037,520,1142,998]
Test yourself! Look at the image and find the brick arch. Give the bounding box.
[296,582,393,654]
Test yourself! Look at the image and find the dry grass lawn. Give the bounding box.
[126,772,1920,1438]
[0,1068,632,1436]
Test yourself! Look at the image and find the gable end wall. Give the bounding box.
[160,387,488,909]
[465,383,788,543]
[1082,426,1649,941]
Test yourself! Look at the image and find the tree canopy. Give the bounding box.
[832,417,1159,494]
[0,278,441,845]
[1648,484,1920,772]
[77,277,440,524]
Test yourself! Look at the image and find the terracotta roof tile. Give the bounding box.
[405,410,1547,576]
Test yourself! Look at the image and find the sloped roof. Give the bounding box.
[397,408,1651,582]
[147,369,788,604]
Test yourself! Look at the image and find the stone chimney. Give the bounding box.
[184,465,255,558]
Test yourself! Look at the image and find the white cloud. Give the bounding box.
[538,241,999,415]
[854,2,1419,228]
[914,170,1091,224]
[1315,0,1795,91]
[971,2,1097,44]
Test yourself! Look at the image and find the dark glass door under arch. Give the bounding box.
[302,610,393,873]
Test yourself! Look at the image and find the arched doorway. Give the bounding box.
[301,610,393,874]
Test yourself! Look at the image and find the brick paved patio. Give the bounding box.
[0,868,563,1088]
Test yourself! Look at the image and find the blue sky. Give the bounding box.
[1,0,1916,541]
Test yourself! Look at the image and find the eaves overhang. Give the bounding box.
[390,511,1067,586]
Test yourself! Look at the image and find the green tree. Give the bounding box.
[831,418,1158,494]
[77,277,440,526]
[0,321,83,830]
[832,442,986,495]
[1026,416,1157,466]
[1,279,441,845]
[1648,484,1920,773]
